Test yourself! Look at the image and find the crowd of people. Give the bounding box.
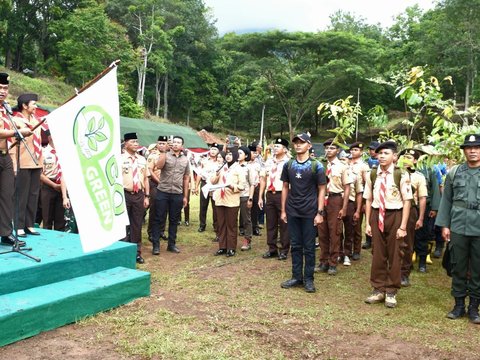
[1,70,479,324]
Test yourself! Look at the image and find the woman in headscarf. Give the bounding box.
[211,149,245,257]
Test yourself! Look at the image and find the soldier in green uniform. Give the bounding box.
[436,134,480,324]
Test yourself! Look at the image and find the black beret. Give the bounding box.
[375,141,397,153]
[399,148,422,160]
[349,142,364,150]
[239,146,251,161]
[460,134,480,149]
[158,135,168,142]
[275,138,289,147]
[323,138,337,147]
[210,143,222,150]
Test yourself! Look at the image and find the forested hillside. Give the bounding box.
[1,0,479,140]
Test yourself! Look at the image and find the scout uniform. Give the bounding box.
[248,143,262,236]
[398,149,428,285]
[40,142,65,230]
[259,138,290,259]
[11,94,43,237]
[317,139,352,274]
[436,134,480,324]
[122,132,149,263]
[346,142,369,261]
[364,141,412,308]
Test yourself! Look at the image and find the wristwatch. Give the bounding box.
[317,209,326,216]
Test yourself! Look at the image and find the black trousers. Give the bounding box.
[15,167,41,229]
[0,154,13,236]
[199,180,217,231]
[125,191,145,256]
[152,191,183,247]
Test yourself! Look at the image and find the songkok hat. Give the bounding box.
[124,132,138,141]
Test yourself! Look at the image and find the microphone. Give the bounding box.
[2,101,13,115]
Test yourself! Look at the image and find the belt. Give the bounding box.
[267,190,281,194]
[372,207,402,212]
[0,149,8,156]
[328,192,343,197]
[453,200,480,210]
[126,190,144,195]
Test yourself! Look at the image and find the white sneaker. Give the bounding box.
[343,256,351,266]
[385,293,397,308]
[365,291,385,304]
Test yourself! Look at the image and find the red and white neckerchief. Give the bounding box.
[268,159,279,192]
[130,155,140,192]
[16,113,42,159]
[50,148,62,184]
[1,111,13,149]
[325,162,332,206]
[378,170,388,233]
[220,164,229,198]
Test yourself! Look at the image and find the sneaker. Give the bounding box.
[352,253,360,261]
[365,290,385,304]
[327,266,337,275]
[240,238,251,251]
[433,248,443,258]
[401,276,410,287]
[314,263,329,273]
[343,256,351,266]
[385,293,397,308]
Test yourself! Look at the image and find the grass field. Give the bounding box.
[64,194,479,359]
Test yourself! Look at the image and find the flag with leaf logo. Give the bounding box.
[46,66,128,252]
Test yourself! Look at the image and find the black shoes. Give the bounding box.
[304,280,316,293]
[352,253,361,261]
[159,233,168,240]
[184,221,190,226]
[214,249,227,256]
[136,255,145,264]
[315,263,329,273]
[447,297,466,319]
[152,244,160,255]
[253,229,261,236]
[327,266,337,275]
[362,241,371,250]
[433,248,443,258]
[25,227,40,235]
[167,245,180,253]
[401,276,410,287]
[198,226,206,233]
[262,251,278,259]
[1,234,26,247]
[226,249,236,257]
[468,297,480,324]
[281,278,304,289]
[278,253,288,261]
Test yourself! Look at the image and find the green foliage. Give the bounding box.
[118,85,144,118]
[366,105,389,128]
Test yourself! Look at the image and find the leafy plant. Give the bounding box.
[85,115,107,152]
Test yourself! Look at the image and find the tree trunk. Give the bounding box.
[155,73,162,117]
[163,73,169,120]
[465,72,470,112]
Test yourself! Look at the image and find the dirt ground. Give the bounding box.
[0,233,478,360]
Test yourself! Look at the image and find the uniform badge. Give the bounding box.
[392,189,399,197]
[469,135,476,142]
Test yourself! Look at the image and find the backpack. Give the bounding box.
[287,158,321,174]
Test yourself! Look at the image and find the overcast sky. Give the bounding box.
[203,0,436,35]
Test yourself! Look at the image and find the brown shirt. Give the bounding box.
[363,164,413,209]
[157,151,190,194]
[122,152,148,192]
[42,145,61,181]
[327,157,352,194]
[10,113,43,170]
[260,155,289,192]
[146,150,161,181]
[410,170,428,206]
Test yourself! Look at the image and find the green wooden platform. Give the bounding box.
[0,230,150,346]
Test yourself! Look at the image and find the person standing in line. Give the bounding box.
[237,146,255,251]
[151,135,190,254]
[436,134,480,324]
[248,143,262,236]
[398,148,427,287]
[363,140,380,250]
[280,133,326,293]
[193,143,221,237]
[316,138,352,275]
[0,73,32,246]
[211,150,244,257]
[258,138,290,260]
[121,133,150,264]
[146,136,168,243]
[364,141,412,308]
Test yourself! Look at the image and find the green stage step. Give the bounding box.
[0,230,137,296]
[0,266,150,347]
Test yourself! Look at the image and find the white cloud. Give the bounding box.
[204,0,436,34]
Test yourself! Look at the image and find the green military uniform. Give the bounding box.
[436,134,480,323]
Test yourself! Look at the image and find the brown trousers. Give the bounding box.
[342,200,356,257]
[216,205,239,250]
[265,192,289,254]
[370,208,403,294]
[401,206,418,278]
[125,191,144,256]
[353,202,365,254]
[318,194,344,266]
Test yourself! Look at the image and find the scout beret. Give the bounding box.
[239,146,251,161]
[399,148,422,160]
[209,143,222,150]
[275,138,289,147]
[349,142,364,150]
[0,73,9,85]
[158,135,168,142]
[323,138,338,147]
[375,141,397,153]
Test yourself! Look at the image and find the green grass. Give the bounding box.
[75,194,480,359]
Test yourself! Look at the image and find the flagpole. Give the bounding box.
[63,60,121,105]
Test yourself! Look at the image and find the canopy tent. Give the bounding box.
[37,105,208,151]
[120,116,208,151]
